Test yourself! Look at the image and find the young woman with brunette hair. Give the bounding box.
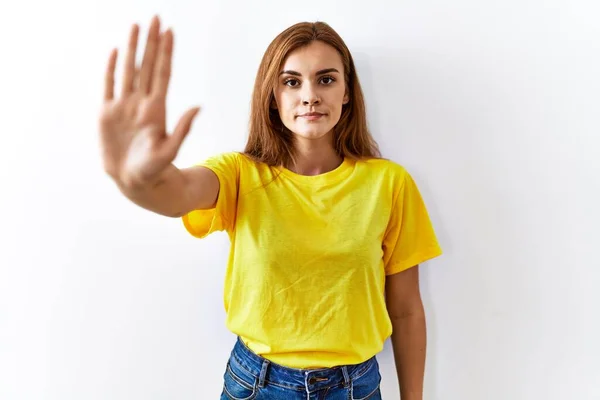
[100,15,442,400]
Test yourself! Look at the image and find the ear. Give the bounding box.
[343,92,350,105]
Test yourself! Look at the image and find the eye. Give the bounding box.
[320,76,336,85]
[284,78,300,87]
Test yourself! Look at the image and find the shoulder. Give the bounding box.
[222,152,263,166]
[203,151,243,164]
[357,157,410,180]
[200,151,255,168]
[200,152,273,180]
[353,157,419,199]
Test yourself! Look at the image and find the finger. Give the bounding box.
[104,48,118,101]
[152,29,173,99]
[121,23,140,96]
[166,107,201,154]
[133,66,141,89]
[138,16,161,94]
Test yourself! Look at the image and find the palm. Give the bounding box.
[99,16,199,186]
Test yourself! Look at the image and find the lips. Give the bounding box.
[298,112,326,120]
[300,112,325,117]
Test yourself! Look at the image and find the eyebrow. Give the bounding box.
[279,68,340,76]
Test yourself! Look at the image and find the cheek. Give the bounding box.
[326,89,346,107]
[337,88,349,106]
[279,96,297,119]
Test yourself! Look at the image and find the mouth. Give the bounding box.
[298,112,326,121]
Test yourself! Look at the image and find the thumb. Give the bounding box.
[168,106,201,152]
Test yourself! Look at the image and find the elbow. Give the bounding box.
[168,210,187,218]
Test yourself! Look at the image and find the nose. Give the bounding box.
[301,83,321,106]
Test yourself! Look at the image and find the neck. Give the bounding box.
[288,134,343,176]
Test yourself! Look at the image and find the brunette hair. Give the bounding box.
[243,21,380,167]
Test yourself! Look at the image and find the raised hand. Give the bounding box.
[99,16,200,188]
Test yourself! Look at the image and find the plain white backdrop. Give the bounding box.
[1,0,598,399]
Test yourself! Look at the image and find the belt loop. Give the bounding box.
[258,359,270,388]
[341,365,350,388]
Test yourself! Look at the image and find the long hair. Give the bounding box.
[243,21,380,167]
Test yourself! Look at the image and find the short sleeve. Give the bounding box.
[181,152,240,238]
[383,170,442,275]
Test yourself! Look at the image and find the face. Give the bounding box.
[273,41,349,142]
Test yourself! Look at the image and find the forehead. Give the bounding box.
[281,41,344,73]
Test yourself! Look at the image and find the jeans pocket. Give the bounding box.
[221,359,258,400]
[350,358,382,400]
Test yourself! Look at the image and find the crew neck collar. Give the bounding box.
[276,157,355,185]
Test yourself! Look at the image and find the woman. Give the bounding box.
[100,15,442,400]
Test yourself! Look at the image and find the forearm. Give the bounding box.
[115,164,193,218]
[389,308,427,400]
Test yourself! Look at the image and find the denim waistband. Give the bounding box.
[229,336,378,392]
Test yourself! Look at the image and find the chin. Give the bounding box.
[292,129,332,140]
[287,121,336,140]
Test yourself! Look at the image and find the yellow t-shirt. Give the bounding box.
[182,152,442,368]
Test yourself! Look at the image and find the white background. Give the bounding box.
[1,0,598,399]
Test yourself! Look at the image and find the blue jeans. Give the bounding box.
[220,337,382,399]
